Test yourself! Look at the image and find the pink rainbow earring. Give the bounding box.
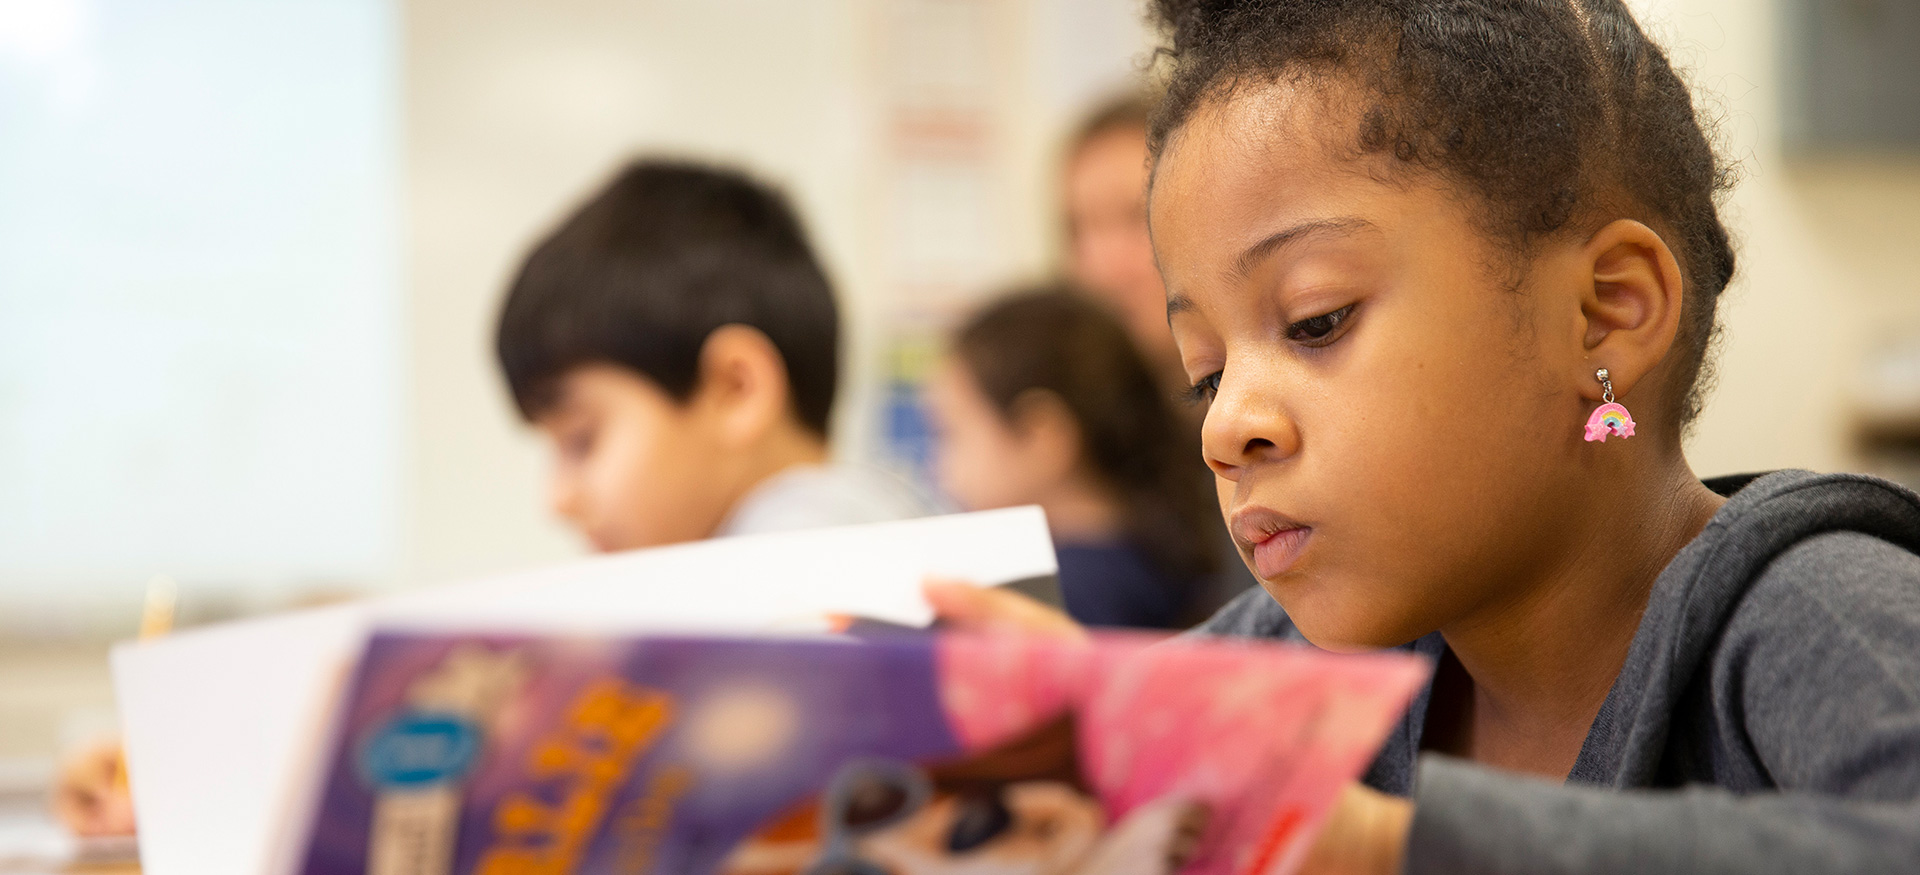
[1584,368,1636,442]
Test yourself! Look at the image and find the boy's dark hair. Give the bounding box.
[496,160,840,435]
[1147,0,1737,429]
[954,287,1219,590]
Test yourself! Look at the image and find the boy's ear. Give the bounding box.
[693,324,795,444]
[1575,219,1686,403]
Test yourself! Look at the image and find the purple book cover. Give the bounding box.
[295,631,1426,875]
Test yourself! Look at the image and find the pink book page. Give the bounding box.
[936,633,1429,875]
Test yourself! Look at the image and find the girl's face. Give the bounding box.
[1151,83,1597,650]
[925,359,1073,514]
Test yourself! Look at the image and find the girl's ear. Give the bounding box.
[1577,219,1687,402]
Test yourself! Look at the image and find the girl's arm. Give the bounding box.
[1397,531,1920,874]
[1402,760,1920,875]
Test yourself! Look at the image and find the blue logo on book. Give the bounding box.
[360,713,481,789]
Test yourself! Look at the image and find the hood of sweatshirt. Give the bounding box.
[1569,470,1920,786]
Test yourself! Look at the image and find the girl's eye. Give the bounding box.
[1184,371,1222,405]
[1284,303,1357,346]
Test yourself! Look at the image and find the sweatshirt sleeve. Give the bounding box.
[1402,757,1920,875]
[1402,532,1920,875]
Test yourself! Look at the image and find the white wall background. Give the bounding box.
[1629,0,1920,475]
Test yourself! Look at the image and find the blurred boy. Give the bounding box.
[495,159,925,549]
[56,161,925,839]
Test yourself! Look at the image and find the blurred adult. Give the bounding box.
[1061,93,1177,382]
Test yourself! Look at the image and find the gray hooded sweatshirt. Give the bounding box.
[1197,470,1920,874]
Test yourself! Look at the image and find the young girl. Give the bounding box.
[927,288,1220,628]
[930,1,1920,871]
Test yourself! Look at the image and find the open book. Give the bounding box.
[113,508,1060,875]
[295,630,1426,875]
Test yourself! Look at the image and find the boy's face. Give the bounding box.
[1150,82,1597,651]
[534,363,736,551]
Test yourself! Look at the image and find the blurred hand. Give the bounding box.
[1296,783,1412,875]
[922,579,1088,641]
[54,736,136,837]
[1070,797,1211,875]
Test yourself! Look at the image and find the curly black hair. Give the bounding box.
[1146,0,1737,427]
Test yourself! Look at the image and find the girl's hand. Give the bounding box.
[922,579,1088,641]
[1069,797,1211,875]
[920,582,1411,875]
[1298,783,1413,875]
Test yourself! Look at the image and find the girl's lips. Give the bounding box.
[1249,526,1312,578]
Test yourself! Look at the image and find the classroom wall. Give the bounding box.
[1634,0,1920,476]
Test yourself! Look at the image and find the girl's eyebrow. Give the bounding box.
[1166,216,1378,322]
[1229,217,1376,281]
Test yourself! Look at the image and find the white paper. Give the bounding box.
[111,507,1055,875]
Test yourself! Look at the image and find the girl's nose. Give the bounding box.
[1201,371,1301,480]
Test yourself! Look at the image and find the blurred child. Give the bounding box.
[496,160,925,549]
[929,0,1920,871]
[56,160,930,839]
[1060,94,1171,380]
[926,288,1218,628]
